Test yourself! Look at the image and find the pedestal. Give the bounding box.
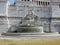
[40,27,44,33]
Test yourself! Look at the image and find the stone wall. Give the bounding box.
[51,18,60,32]
[0,0,8,34]
[0,0,60,33]
[0,17,8,33]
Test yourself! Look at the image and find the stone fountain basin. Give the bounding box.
[1,25,59,36]
[8,25,43,33]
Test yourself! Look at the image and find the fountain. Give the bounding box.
[2,11,44,36]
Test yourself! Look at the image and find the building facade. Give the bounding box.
[0,0,8,33]
[0,0,60,33]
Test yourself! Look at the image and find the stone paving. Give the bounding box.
[0,33,60,40]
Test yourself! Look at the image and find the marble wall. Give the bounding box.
[0,0,60,33]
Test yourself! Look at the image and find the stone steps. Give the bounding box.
[2,32,59,36]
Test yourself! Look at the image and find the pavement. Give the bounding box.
[0,33,60,40]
